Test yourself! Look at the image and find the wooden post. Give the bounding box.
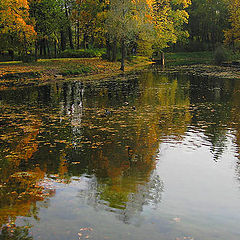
[120,38,125,71]
[35,40,38,61]
[54,39,57,58]
[161,52,165,66]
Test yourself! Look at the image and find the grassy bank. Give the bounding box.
[0,57,151,89]
[161,51,240,80]
[165,50,240,66]
[165,51,214,66]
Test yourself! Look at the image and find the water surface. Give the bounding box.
[1,71,240,240]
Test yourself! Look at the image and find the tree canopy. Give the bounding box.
[0,0,36,53]
[0,0,238,63]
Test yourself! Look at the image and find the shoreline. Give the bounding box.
[1,59,240,90]
[159,64,240,80]
[0,58,152,90]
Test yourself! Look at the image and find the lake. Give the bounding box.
[1,70,240,240]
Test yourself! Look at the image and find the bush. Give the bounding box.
[21,54,36,63]
[214,46,230,65]
[60,65,93,76]
[101,53,108,60]
[59,48,105,58]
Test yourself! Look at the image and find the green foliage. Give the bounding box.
[152,0,191,50]
[127,55,149,63]
[1,72,41,80]
[214,46,230,65]
[60,65,93,76]
[59,49,106,58]
[29,0,65,53]
[0,0,234,62]
[224,0,240,49]
[137,39,153,57]
[187,0,229,51]
[21,55,36,63]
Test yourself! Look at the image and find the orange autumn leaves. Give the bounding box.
[0,0,36,45]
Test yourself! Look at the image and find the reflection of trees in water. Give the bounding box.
[66,73,192,223]
[61,81,84,148]
[4,71,240,230]
[0,194,53,240]
[0,102,55,228]
[188,76,234,161]
[228,81,240,182]
[116,172,163,224]
[209,132,227,161]
[0,225,33,240]
[78,171,163,224]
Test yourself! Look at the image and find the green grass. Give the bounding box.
[165,51,214,66]
[59,48,106,58]
[0,61,22,65]
[127,56,150,65]
[60,65,93,76]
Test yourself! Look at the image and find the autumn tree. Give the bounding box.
[71,0,105,49]
[151,0,191,52]
[224,0,240,49]
[0,0,36,58]
[106,0,154,70]
[105,0,191,70]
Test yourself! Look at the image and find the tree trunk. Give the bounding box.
[46,39,51,58]
[54,40,57,58]
[40,40,43,56]
[161,52,165,66]
[68,26,74,49]
[23,33,28,56]
[60,30,66,51]
[43,39,47,57]
[35,40,38,61]
[8,50,14,60]
[83,33,88,49]
[77,21,80,49]
[112,39,117,62]
[40,38,46,57]
[106,39,111,60]
[65,3,74,49]
[120,38,125,71]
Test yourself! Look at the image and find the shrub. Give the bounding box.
[22,55,36,63]
[60,65,93,76]
[59,49,105,58]
[214,46,230,65]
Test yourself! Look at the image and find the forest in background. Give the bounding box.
[0,0,239,67]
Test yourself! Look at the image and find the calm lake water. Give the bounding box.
[1,70,240,240]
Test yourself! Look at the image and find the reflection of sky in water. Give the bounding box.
[1,72,240,240]
[156,133,240,240]
[18,132,240,240]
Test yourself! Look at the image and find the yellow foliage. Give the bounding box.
[224,0,240,46]
[0,0,36,48]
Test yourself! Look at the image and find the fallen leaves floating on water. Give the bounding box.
[79,228,93,231]
[71,162,81,165]
[173,217,181,223]
[176,237,194,240]
[77,228,93,240]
